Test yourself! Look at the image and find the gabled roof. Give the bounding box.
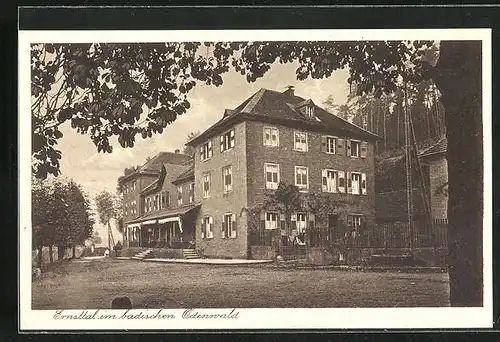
[119,151,191,184]
[172,162,194,185]
[140,152,192,171]
[419,137,447,158]
[187,88,379,146]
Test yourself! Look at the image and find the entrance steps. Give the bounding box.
[131,249,153,260]
[183,249,201,259]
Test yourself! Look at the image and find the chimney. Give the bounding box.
[175,149,180,154]
[283,85,295,97]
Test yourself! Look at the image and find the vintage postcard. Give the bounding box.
[19,28,492,331]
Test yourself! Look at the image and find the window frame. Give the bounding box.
[350,140,361,157]
[294,165,309,190]
[220,128,236,153]
[293,131,308,152]
[200,140,213,161]
[322,168,338,193]
[202,216,214,239]
[202,172,211,198]
[264,163,280,190]
[263,126,279,147]
[222,213,237,239]
[265,212,279,230]
[222,165,233,193]
[305,106,314,118]
[351,172,362,195]
[177,185,183,206]
[326,136,337,154]
[295,212,308,233]
[189,183,194,203]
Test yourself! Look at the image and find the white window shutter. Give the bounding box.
[230,129,235,148]
[220,135,224,152]
[321,169,327,192]
[231,214,237,238]
[208,216,214,238]
[221,215,226,239]
[338,171,345,193]
[201,218,205,239]
[346,139,351,156]
[321,136,327,153]
[208,140,212,157]
[200,145,204,160]
[347,171,352,194]
[360,141,367,158]
[361,173,367,195]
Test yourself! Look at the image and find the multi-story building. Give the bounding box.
[186,87,379,259]
[119,151,194,248]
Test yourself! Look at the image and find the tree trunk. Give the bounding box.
[433,40,483,307]
[37,245,43,269]
[72,245,76,259]
[48,245,53,263]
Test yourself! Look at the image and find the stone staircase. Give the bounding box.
[131,249,153,260]
[183,249,201,259]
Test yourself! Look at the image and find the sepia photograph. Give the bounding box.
[19,28,492,330]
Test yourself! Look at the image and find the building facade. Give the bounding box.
[419,137,448,220]
[119,151,196,248]
[187,87,378,258]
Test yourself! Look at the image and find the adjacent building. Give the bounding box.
[119,151,195,248]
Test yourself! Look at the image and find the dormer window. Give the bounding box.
[305,106,314,118]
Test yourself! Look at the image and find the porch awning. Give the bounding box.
[158,217,180,224]
[142,220,157,225]
[126,203,201,225]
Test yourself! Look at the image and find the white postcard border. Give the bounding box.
[19,28,493,331]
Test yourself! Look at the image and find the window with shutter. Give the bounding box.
[177,186,183,206]
[231,214,237,238]
[338,171,346,193]
[265,163,280,189]
[265,212,279,230]
[351,172,361,195]
[293,132,308,152]
[221,129,236,152]
[326,136,337,154]
[321,136,327,153]
[203,173,211,198]
[264,127,279,147]
[200,141,212,161]
[294,166,309,190]
[296,213,307,233]
[222,215,227,239]
[323,169,338,193]
[361,173,367,195]
[189,183,194,203]
[350,140,361,157]
[208,216,214,238]
[223,165,232,193]
[347,171,352,194]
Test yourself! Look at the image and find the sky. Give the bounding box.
[55,62,351,246]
